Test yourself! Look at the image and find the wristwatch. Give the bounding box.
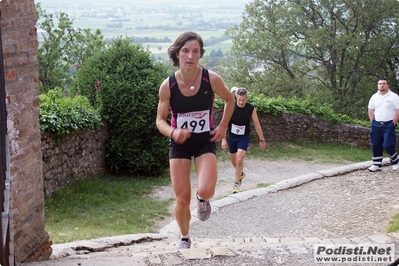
[260,139,266,143]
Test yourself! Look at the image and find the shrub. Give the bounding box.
[74,37,170,176]
[39,88,103,134]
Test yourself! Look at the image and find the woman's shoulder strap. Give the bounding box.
[169,72,178,89]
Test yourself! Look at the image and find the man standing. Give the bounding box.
[368,77,399,171]
[221,88,266,193]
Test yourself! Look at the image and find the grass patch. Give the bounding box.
[388,213,399,233]
[45,175,172,244]
[256,183,273,188]
[248,140,370,164]
[217,140,371,164]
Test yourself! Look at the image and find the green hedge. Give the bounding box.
[74,37,170,176]
[215,94,369,127]
[39,88,103,134]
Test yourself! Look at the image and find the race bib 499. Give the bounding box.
[177,110,210,133]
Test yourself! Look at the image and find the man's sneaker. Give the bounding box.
[232,182,240,194]
[368,165,381,172]
[393,164,399,171]
[239,172,246,185]
[197,198,211,221]
[178,238,191,249]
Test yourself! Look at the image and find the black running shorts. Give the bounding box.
[169,140,216,160]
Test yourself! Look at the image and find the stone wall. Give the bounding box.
[259,112,371,148]
[41,125,108,198]
[2,0,52,263]
[213,109,372,149]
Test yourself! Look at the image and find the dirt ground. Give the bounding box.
[151,158,348,231]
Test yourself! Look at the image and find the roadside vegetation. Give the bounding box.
[214,95,370,128]
[39,88,102,135]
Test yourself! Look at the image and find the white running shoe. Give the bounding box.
[368,165,381,172]
[393,164,399,171]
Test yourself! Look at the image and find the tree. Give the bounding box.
[223,0,399,119]
[75,37,170,176]
[36,4,105,94]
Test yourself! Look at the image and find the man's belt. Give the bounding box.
[376,120,392,125]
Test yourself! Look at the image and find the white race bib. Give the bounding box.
[177,110,210,133]
[231,123,245,135]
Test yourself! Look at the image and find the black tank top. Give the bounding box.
[228,102,254,137]
[169,67,215,144]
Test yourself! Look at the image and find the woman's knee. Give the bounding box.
[236,157,244,165]
[197,187,215,200]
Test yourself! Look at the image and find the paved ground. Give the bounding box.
[21,158,399,266]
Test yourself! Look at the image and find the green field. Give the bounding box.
[143,32,233,57]
[37,0,246,56]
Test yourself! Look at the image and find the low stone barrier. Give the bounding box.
[41,124,108,198]
[213,109,371,148]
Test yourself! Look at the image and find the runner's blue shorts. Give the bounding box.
[228,134,250,153]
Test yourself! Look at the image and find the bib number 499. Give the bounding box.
[177,110,210,133]
[181,119,207,132]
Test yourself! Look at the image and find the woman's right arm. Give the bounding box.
[156,78,174,138]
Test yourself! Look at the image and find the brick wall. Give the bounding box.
[1,0,52,263]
